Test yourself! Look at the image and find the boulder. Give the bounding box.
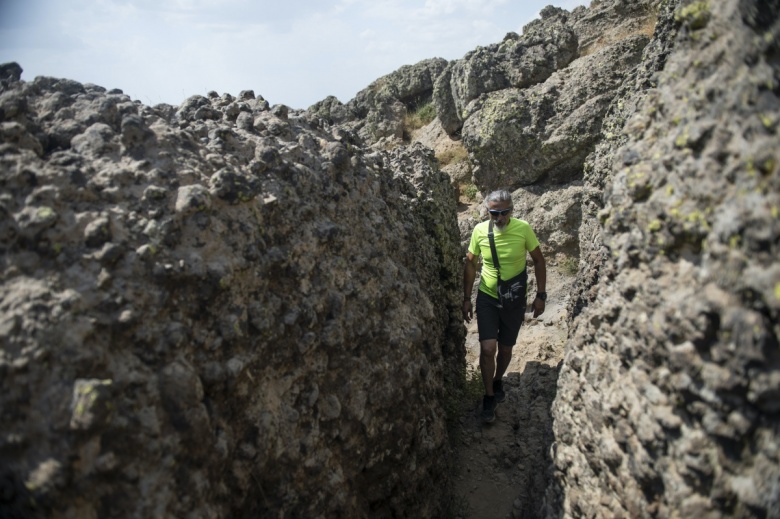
[310,58,448,144]
[0,67,465,518]
[434,7,577,135]
[463,33,649,189]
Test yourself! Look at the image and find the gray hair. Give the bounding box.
[484,189,513,207]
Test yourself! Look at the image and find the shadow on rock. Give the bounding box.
[502,360,560,519]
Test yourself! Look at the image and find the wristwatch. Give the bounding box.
[536,292,547,301]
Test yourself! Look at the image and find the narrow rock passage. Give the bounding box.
[453,248,574,518]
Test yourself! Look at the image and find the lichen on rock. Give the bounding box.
[0,62,465,518]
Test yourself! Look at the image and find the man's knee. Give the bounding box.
[498,343,514,354]
[480,340,498,356]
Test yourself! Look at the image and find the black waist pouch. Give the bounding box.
[497,269,527,309]
[488,219,527,310]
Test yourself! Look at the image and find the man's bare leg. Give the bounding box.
[494,343,513,383]
[479,339,498,396]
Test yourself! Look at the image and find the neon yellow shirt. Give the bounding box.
[468,218,540,299]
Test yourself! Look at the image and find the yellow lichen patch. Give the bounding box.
[37,206,55,219]
[648,219,662,232]
[763,158,776,175]
[759,113,776,131]
[72,379,113,424]
[685,210,710,230]
[675,1,711,30]
[775,283,780,301]
[666,205,712,235]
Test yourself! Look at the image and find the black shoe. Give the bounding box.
[493,379,506,404]
[481,395,496,423]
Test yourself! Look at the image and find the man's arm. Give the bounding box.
[462,252,478,322]
[529,246,546,317]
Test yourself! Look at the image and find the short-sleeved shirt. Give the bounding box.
[468,218,540,299]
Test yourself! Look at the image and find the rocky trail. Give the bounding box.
[2,0,779,516]
[451,201,575,519]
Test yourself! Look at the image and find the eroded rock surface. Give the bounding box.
[0,72,465,518]
[309,58,448,145]
[550,1,780,517]
[2,0,780,517]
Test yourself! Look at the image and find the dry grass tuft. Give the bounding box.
[436,144,469,167]
[579,14,658,56]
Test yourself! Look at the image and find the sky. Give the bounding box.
[0,0,586,110]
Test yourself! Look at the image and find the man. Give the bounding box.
[462,189,546,423]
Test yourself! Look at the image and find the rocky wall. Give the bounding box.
[309,58,448,145]
[549,0,780,517]
[0,66,465,518]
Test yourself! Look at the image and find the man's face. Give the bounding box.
[488,200,512,229]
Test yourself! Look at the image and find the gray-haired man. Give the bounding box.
[462,190,547,423]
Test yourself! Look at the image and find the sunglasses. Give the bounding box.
[488,208,512,217]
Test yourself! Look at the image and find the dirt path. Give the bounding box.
[452,214,574,518]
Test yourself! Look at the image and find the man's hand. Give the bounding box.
[532,297,545,318]
[462,300,473,322]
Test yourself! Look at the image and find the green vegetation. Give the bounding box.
[404,102,437,134]
[675,1,710,30]
[461,183,479,201]
[416,103,436,125]
[561,256,579,275]
[443,365,484,428]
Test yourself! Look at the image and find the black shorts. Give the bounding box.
[476,290,525,347]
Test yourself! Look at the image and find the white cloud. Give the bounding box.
[0,0,586,108]
[419,0,510,18]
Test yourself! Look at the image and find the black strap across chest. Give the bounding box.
[488,220,503,281]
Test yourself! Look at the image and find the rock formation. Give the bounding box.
[0,66,465,517]
[549,0,780,516]
[2,0,780,517]
[309,58,448,146]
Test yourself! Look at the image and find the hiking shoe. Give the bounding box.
[493,379,506,404]
[481,395,496,423]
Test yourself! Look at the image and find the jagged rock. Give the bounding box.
[0,64,465,518]
[434,7,577,135]
[463,33,650,190]
[0,62,23,83]
[0,121,42,155]
[308,94,352,124]
[549,0,780,517]
[511,183,588,259]
[569,0,661,55]
[2,0,779,517]
[310,57,448,143]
